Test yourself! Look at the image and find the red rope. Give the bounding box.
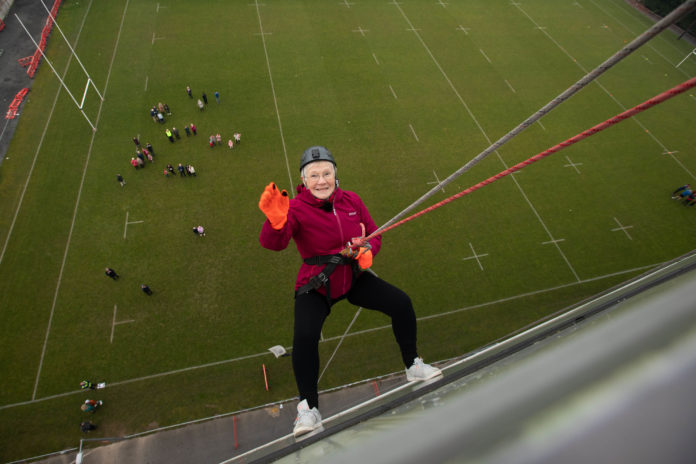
[365,76,696,243]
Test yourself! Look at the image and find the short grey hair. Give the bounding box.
[301,162,337,180]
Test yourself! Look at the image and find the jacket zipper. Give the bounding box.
[333,207,348,295]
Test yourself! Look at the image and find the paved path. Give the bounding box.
[0,0,45,163]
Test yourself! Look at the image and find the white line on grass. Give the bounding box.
[372,52,380,65]
[426,170,445,193]
[340,0,355,8]
[391,2,580,281]
[32,0,131,401]
[353,26,369,36]
[611,216,633,240]
[409,123,419,141]
[254,0,294,195]
[144,75,148,91]
[505,79,516,93]
[111,304,135,344]
[479,48,492,63]
[456,25,470,35]
[564,155,583,174]
[0,0,95,267]
[513,2,696,181]
[0,262,658,411]
[389,84,398,99]
[123,211,144,239]
[437,0,449,7]
[461,242,488,270]
[589,0,692,75]
[537,119,546,131]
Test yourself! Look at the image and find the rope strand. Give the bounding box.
[365,76,696,242]
[376,0,696,234]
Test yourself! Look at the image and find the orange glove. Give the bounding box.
[356,248,372,271]
[259,182,289,230]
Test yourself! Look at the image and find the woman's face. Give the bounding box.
[303,161,336,200]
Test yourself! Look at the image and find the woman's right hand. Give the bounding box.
[259,182,289,230]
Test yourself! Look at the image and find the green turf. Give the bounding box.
[1,0,695,460]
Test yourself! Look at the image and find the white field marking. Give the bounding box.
[505,79,516,93]
[123,211,144,239]
[353,26,369,36]
[642,55,653,64]
[372,52,380,65]
[426,170,446,193]
[537,119,546,131]
[437,0,448,7]
[514,2,696,181]
[542,238,566,245]
[588,0,690,74]
[392,1,580,281]
[456,25,470,35]
[479,48,492,63]
[151,32,165,45]
[340,0,355,7]
[1,262,661,411]
[611,217,633,240]
[144,75,148,91]
[253,32,272,36]
[318,307,362,383]
[662,150,679,155]
[406,27,421,32]
[0,0,95,267]
[389,84,398,99]
[564,155,583,174]
[461,242,488,270]
[409,123,419,142]
[573,1,583,7]
[110,304,135,344]
[32,0,131,401]
[254,0,293,195]
[156,2,167,13]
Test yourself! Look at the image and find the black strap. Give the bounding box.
[297,254,355,300]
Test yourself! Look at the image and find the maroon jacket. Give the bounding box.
[259,185,382,299]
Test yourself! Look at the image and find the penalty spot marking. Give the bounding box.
[462,242,488,270]
[611,217,633,240]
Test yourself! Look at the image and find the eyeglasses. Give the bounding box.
[305,171,335,183]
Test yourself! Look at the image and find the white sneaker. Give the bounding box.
[293,399,323,438]
[406,357,442,382]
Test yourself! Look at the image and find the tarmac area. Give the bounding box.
[30,374,412,464]
[0,0,45,164]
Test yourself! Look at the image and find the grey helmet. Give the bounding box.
[299,146,336,173]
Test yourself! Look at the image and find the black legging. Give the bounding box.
[292,271,418,409]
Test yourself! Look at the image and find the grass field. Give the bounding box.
[1,0,695,460]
